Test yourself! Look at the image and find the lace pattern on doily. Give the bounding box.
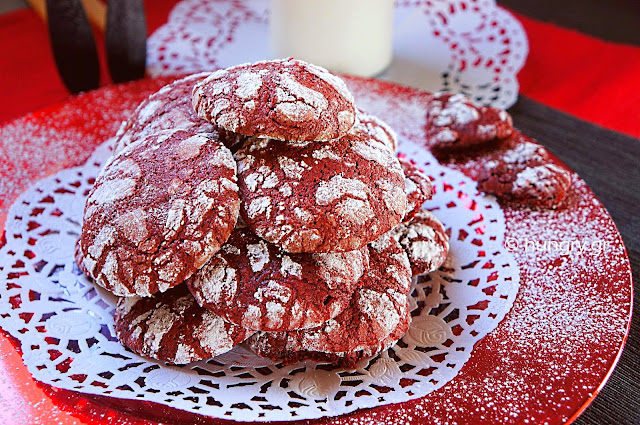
[391,0,528,108]
[0,127,519,421]
[146,0,528,109]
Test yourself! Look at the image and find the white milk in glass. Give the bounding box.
[270,0,394,77]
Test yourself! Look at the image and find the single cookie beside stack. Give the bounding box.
[425,92,572,208]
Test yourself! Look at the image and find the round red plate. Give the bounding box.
[0,76,632,425]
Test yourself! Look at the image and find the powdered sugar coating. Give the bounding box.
[78,130,240,296]
[356,109,398,152]
[187,225,369,331]
[247,233,412,369]
[114,285,253,364]
[512,163,571,202]
[112,73,246,154]
[502,141,546,165]
[398,155,433,222]
[426,91,514,151]
[441,131,573,208]
[389,210,450,276]
[192,58,356,142]
[234,129,408,253]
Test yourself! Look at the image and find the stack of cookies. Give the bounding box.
[76,59,449,369]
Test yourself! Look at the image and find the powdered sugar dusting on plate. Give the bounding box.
[407,177,632,425]
[0,75,631,425]
[340,76,631,424]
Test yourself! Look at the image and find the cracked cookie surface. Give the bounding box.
[356,108,398,152]
[439,131,573,208]
[187,224,369,332]
[247,233,412,369]
[234,125,408,253]
[398,156,433,222]
[389,209,449,276]
[426,92,514,152]
[474,133,573,208]
[114,284,253,364]
[113,73,245,154]
[192,58,356,142]
[78,129,239,297]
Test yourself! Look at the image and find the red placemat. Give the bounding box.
[514,11,640,139]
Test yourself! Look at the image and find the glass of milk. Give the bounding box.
[270,0,394,77]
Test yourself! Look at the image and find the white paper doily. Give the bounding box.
[0,118,519,421]
[146,0,528,109]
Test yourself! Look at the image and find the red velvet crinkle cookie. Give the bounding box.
[389,210,449,276]
[112,73,246,154]
[247,233,412,369]
[501,163,571,208]
[192,58,356,142]
[187,224,368,331]
[476,133,572,208]
[356,108,398,152]
[426,92,513,151]
[114,284,253,364]
[114,73,211,154]
[234,128,408,253]
[398,156,433,222]
[435,132,572,208]
[78,129,239,297]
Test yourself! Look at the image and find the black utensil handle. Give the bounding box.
[46,0,100,93]
[105,0,147,83]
